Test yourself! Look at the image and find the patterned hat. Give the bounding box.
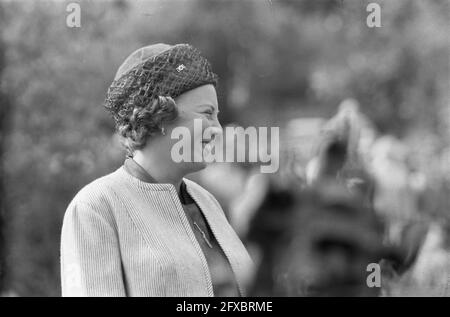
[104,43,218,125]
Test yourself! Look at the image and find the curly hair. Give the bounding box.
[116,95,178,156]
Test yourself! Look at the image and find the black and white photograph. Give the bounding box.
[0,0,449,300]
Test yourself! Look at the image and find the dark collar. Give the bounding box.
[179,181,195,205]
[123,158,156,183]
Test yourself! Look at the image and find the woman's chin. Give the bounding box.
[191,161,208,172]
[179,161,208,175]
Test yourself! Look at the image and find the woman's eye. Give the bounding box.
[203,110,213,117]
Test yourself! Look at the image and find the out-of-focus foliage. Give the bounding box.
[0,0,448,296]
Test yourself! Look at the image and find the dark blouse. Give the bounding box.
[123,158,239,296]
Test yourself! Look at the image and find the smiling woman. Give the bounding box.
[60,43,254,297]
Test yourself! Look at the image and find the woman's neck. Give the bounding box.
[132,150,184,194]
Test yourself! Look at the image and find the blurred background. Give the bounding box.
[0,0,448,296]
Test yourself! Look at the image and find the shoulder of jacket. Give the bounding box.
[65,169,124,220]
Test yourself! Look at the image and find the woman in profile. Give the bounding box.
[60,43,253,297]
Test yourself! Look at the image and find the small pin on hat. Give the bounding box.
[176,64,186,72]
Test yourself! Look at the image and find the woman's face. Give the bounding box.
[164,84,223,173]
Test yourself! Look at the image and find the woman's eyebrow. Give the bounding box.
[198,104,218,112]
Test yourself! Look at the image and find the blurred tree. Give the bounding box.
[2,0,133,295]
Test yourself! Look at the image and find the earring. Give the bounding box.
[161,126,166,135]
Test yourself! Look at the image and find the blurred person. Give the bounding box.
[60,44,253,297]
[309,103,429,268]
[237,105,383,296]
[306,99,377,189]
[244,139,388,296]
[313,104,434,295]
[243,102,425,296]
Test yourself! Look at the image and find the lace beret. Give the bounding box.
[104,43,218,126]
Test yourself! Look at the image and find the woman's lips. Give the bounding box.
[201,139,214,156]
[201,138,213,145]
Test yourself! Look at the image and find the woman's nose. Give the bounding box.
[214,119,223,132]
[210,118,223,135]
[209,126,223,140]
[205,119,223,141]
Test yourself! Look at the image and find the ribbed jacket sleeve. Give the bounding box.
[60,200,126,296]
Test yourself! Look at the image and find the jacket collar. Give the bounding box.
[123,158,156,183]
[184,179,254,296]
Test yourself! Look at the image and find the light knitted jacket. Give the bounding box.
[60,167,254,297]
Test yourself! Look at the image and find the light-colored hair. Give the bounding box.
[117,95,178,156]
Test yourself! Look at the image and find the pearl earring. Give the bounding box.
[161,126,166,135]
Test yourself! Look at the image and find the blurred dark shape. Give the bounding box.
[247,143,387,296]
[246,103,425,296]
[248,127,384,296]
[381,220,429,277]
